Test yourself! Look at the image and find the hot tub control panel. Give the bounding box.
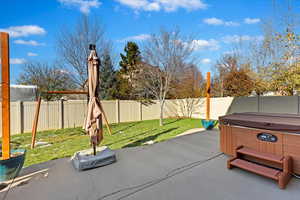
[257,133,278,143]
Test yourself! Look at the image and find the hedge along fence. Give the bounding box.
[2,96,300,135]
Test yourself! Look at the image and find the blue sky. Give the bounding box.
[1,0,299,83]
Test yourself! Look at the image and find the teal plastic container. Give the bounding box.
[201,119,217,130]
[0,149,26,181]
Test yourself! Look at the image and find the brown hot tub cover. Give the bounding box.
[219,112,300,133]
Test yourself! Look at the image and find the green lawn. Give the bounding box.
[9,118,202,167]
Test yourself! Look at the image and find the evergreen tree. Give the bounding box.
[119,41,141,75]
[99,53,118,100]
[115,72,132,100]
[117,41,142,99]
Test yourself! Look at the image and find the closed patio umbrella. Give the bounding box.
[71,44,116,170]
[84,44,103,155]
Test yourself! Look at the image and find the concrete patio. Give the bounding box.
[1,130,300,200]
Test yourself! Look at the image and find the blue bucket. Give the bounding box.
[0,149,26,181]
[201,119,217,130]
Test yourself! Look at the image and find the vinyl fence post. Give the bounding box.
[140,101,143,121]
[59,99,64,129]
[17,101,23,134]
[116,100,120,123]
[298,96,300,115]
[257,95,261,112]
[176,99,181,117]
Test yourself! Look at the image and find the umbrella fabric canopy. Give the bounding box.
[84,48,103,146]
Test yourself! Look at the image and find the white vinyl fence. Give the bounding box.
[3,96,300,135]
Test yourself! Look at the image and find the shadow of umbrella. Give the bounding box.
[112,121,142,135]
[122,127,178,148]
[105,128,158,146]
[163,119,182,125]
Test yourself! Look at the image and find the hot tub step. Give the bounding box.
[230,158,281,180]
[237,147,283,164]
[228,146,293,189]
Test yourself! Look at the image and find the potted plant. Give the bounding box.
[0,149,26,181]
[201,119,218,130]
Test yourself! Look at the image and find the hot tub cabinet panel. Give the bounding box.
[220,125,234,155]
[220,126,284,156]
[283,134,300,174]
[220,112,300,175]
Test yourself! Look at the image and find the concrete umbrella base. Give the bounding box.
[71,146,116,171]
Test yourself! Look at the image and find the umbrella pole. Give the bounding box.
[93,144,96,156]
[88,44,99,156]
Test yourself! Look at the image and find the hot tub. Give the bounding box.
[219,112,300,174]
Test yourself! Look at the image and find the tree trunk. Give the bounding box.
[221,79,224,97]
[159,100,165,126]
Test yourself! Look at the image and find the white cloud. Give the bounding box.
[0,25,46,38]
[27,52,38,57]
[224,21,239,26]
[223,51,235,55]
[14,39,45,46]
[116,0,147,9]
[114,0,207,12]
[203,17,239,26]
[10,58,26,65]
[222,35,264,43]
[145,2,160,11]
[119,34,151,42]
[201,58,211,64]
[244,18,261,24]
[58,0,101,14]
[191,39,220,51]
[203,17,223,25]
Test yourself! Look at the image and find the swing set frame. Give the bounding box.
[1,32,11,160]
[30,90,113,149]
[1,32,112,159]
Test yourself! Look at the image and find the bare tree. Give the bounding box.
[212,1,300,96]
[17,62,75,101]
[170,64,204,98]
[247,1,300,95]
[213,55,238,97]
[170,65,204,118]
[57,15,110,89]
[137,28,195,126]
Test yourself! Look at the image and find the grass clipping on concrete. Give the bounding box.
[9,118,202,167]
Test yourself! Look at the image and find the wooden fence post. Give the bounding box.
[1,32,11,159]
[206,72,211,120]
